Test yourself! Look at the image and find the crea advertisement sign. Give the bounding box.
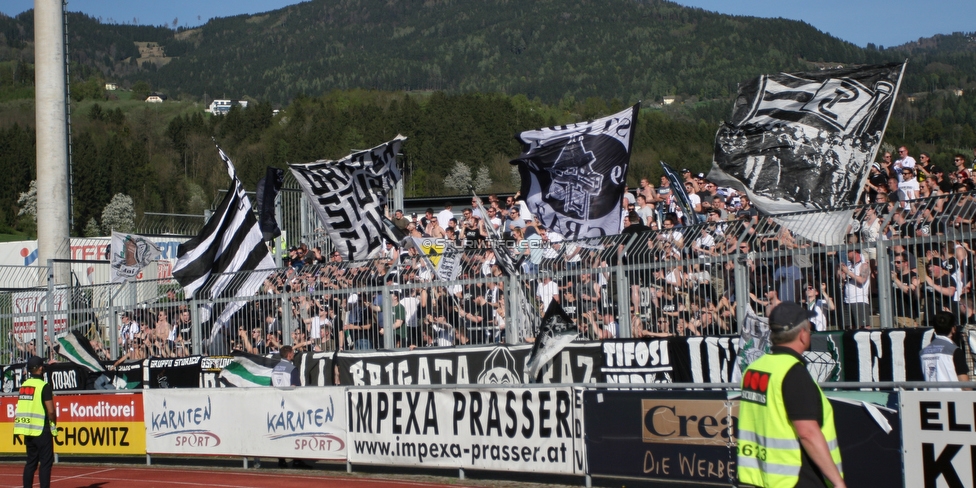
[0,393,145,455]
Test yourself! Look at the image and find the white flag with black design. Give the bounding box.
[290,135,406,261]
[173,144,275,340]
[707,63,905,245]
[511,104,639,239]
[109,232,162,283]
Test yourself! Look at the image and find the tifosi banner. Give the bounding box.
[600,339,674,383]
[144,388,346,459]
[0,393,145,455]
[901,390,976,488]
[347,387,580,474]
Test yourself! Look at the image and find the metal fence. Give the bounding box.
[3,191,975,370]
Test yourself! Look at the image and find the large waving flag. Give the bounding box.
[511,104,639,239]
[707,63,905,244]
[109,232,162,283]
[290,135,406,261]
[173,144,276,340]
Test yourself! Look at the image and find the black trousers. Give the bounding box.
[24,429,53,488]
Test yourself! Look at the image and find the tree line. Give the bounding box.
[0,86,973,238]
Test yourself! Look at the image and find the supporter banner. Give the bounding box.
[0,362,88,392]
[200,356,234,388]
[95,360,143,390]
[902,390,976,488]
[338,345,524,386]
[807,331,845,382]
[44,362,90,391]
[600,339,674,384]
[337,344,599,386]
[531,343,602,385]
[144,388,348,459]
[1,363,26,393]
[584,390,737,485]
[843,328,934,382]
[144,356,204,388]
[347,387,578,474]
[671,336,738,384]
[0,392,145,455]
[296,351,336,386]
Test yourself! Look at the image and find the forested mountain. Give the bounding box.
[0,1,974,239]
[0,0,910,104]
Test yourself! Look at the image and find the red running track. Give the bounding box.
[0,463,473,488]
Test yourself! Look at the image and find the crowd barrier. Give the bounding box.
[0,385,970,487]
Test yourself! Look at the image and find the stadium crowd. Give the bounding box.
[23,146,976,362]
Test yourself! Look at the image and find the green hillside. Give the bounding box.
[0,1,974,239]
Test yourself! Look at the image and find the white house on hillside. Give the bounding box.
[208,99,249,116]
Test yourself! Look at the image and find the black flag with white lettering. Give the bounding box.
[290,135,405,260]
[511,104,639,239]
[707,63,905,245]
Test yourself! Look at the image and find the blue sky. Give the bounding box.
[1,0,973,48]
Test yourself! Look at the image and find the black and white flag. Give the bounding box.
[661,162,701,225]
[290,135,406,261]
[109,232,162,283]
[173,145,276,340]
[512,104,639,239]
[707,63,905,245]
[526,300,578,382]
[255,166,285,241]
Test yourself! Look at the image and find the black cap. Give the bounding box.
[927,257,943,269]
[697,172,705,179]
[681,168,690,173]
[768,302,816,332]
[26,356,45,370]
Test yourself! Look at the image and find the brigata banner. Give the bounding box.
[337,344,600,386]
[144,388,346,459]
[0,392,145,454]
[901,390,976,488]
[347,387,580,474]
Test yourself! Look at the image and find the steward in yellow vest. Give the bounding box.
[14,356,56,488]
[738,302,845,488]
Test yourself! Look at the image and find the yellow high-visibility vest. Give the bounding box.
[738,353,843,487]
[13,378,49,437]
